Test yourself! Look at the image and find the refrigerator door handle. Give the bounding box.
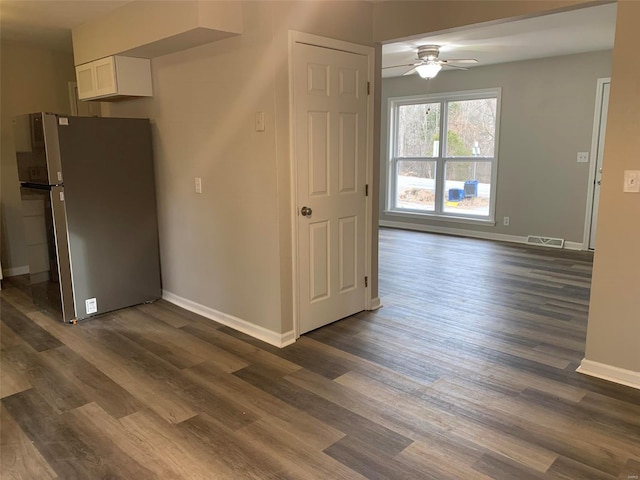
[43,113,64,186]
[51,186,76,322]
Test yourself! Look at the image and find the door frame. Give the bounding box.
[288,30,375,339]
[582,77,611,250]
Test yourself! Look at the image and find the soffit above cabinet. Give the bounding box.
[72,0,243,66]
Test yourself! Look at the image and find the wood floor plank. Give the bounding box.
[547,455,618,480]
[177,413,296,480]
[69,402,188,479]
[0,405,58,480]
[38,346,142,419]
[26,310,197,424]
[1,389,125,479]
[395,439,494,480]
[0,359,32,399]
[119,409,237,479]
[234,418,362,480]
[1,342,90,414]
[233,363,414,457]
[323,434,431,480]
[79,321,258,429]
[1,228,638,479]
[184,360,345,451]
[472,453,549,480]
[1,300,63,352]
[111,307,249,372]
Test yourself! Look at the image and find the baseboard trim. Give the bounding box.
[369,296,382,311]
[379,220,587,251]
[162,290,295,348]
[577,359,640,390]
[564,241,585,251]
[2,265,29,277]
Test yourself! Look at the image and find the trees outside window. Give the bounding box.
[388,89,500,220]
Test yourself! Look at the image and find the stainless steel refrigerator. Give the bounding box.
[14,112,161,322]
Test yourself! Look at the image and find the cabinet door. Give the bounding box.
[75,63,95,100]
[93,57,117,97]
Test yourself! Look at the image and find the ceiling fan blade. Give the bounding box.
[402,67,417,76]
[440,59,478,65]
[442,64,469,71]
[382,63,420,70]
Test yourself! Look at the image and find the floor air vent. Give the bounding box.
[526,235,565,249]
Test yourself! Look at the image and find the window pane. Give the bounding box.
[443,161,491,217]
[395,160,436,211]
[397,103,440,157]
[446,98,497,157]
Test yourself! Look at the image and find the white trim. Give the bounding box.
[577,358,640,390]
[369,297,383,311]
[288,32,300,339]
[386,88,501,224]
[583,77,611,250]
[2,265,29,277]
[564,241,585,251]
[162,290,295,348]
[380,220,586,251]
[384,209,496,226]
[288,31,375,338]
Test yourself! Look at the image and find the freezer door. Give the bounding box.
[14,113,64,185]
[57,116,161,319]
[20,186,75,322]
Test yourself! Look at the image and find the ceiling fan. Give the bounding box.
[384,45,478,79]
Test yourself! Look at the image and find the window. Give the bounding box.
[388,89,500,221]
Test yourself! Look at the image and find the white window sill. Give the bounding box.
[383,209,496,227]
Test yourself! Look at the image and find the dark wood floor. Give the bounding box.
[1,228,639,479]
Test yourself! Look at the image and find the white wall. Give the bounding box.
[380,51,612,244]
[104,1,374,337]
[0,42,76,275]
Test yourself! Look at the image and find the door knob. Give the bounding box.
[300,206,312,217]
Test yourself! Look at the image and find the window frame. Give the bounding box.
[386,88,501,224]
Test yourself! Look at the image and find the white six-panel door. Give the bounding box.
[293,40,369,334]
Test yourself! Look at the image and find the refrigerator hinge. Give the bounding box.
[365,276,368,287]
[365,184,369,197]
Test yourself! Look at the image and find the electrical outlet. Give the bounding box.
[503,216,510,226]
[577,152,589,163]
[195,177,202,194]
[255,112,265,132]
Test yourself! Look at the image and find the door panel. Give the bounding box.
[309,111,329,196]
[339,113,358,193]
[294,41,368,334]
[339,216,357,293]
[310,221,330,302]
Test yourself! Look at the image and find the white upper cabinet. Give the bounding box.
[75,56,152,101]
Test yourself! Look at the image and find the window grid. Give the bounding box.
[388,89,500,221]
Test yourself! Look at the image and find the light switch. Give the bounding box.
[255,112,265,132]
[623,170,640,193]
[195,177,202,194]
[577,152,589,163]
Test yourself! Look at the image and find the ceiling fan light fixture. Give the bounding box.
[415,61,442,79]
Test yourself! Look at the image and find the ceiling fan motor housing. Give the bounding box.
[417,45,441,61]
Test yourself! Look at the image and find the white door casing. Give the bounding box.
[290,32,373,335]
[584,78,610,250]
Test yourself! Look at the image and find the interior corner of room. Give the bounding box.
[1,0,639,389]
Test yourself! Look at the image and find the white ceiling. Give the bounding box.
[382,2,617,78]
[0,1,617,64]
[0,0,130,52]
